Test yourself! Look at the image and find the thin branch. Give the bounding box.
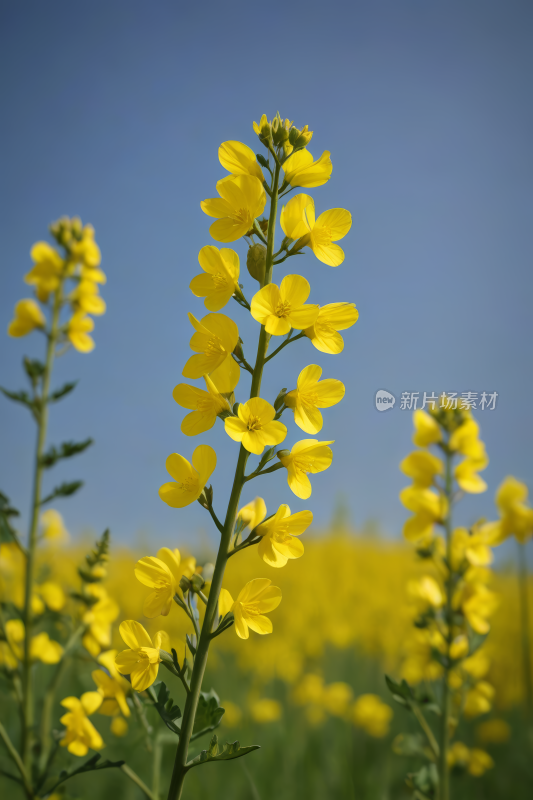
[252,220,267,245]
[206,504,224,535]
[231,353,254,375]
[0,719,34,797]
[121,763,158,800]
[264,331,305,363]
[411,704,440,759]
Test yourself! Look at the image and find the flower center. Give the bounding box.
[247,415,262,432]
[293,456,312,474]
[178,477,196,493]
[197,396,216,413]
[311,226,332,248]
[301,391,319,408]
[275,300,291,318]
[212,272,229,289]
[205,334,225,357]
[233,207,254,228]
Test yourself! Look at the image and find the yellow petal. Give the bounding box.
[218,588,234,617]
[119,620,152,649]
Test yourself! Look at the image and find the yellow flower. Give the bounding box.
[4,619,63,664]
[92,669,130,718]
[449,419,485,458]
[400,450,443,487]
[225,398,287,455]
[250,275,319,336]
[464,681,495,718]
[200,174,266,242]
[41,508,69,543]
[255,504,312,567]
[173,375,231,436]
[182,312,240,392]
[455,455,488,494]
[468,748,494,777]
[448,741,470,768]
[24,242,64,301]
[70,280,106,316]
[460,583,499,634]
[237,497,267,531]
[282,149,332,188]
[218,578,282,640]
[304,303,358,354]
[250,698,282,723]
[495,476,533,543]
[115,620,164,691]
[70,225,102,268]
[278,439,334,499]
[280,194,351,266]
[285,365,345,434]
[8,299,45,337]
[134,546,188,617]
[190,246,240,311]
[82,595,120,657]
[60,692,104,756]
[37,580,66,612]
[159,444,216,508]
[110,716,128,737]
[67,311,95,352]
[407,576,443,610]
[218,141,264,182]
[352,694,393,738]
[400,486,447,542]
[412,409,442,447]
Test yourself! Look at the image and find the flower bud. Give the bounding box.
[179,575,193,594]
[247,244,267,283]
[191,573,206,593]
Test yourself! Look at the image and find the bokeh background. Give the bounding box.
[2,0,533,551]
[1,2,533,799]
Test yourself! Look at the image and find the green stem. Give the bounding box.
[121,763,158,800]
[165,161,281,800]
[264,331,304,364]
[21,281,63,772]
[0,719,34,798]
[517,538,533,716]
[38,623,85,774]
[411,704,439,760]
[438,448,453,800]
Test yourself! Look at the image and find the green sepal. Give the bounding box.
[187,734,259,768]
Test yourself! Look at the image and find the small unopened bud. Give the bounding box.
[233,339,244,361]
[247,244,267,283]
[274,389,287,411]
[180,575,193,594]
[191,573,206,593]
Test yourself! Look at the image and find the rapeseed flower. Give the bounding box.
[67,311,95,353]
[189,245,240,311]
[255,504,312,567]
[4,619,63,664]
[24,241,64,301]
[200,174,266,242]
[282,149,332,188]
[412,409,442,447]
[304,302,358,354]
[92,669,130,718]
[60,692,104,756]
[218,578,282,639]
[495,476,533,543]
[218,141,264,182]
[284,364,345,434]
[70,280,106,316]
[225,398,287,454]
[280,194,351,266]
[8,299,45,337]
[250,275,318,336]
[278,439,334,499]
[82,595,120,657]
[173,375,231,436]
[134,551,181,618]
[115,621,164,691]
[41,508,69,543]
[400,450,443,488]
[182,312,240,392]
[237,497,267,531]
[352,694,393,738]
[400,486,447,542]
[159,444,216,508]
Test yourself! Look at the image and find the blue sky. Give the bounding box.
[1,0,532,554]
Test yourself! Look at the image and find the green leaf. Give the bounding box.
[0,386,37,414]
[385,675,414,707]
[0,491,21,545]
[257,154,269,168]
[40,438,93,468]
[49,381,77,402]
[409,763,439,794]
[84,529,110,568]
[187,734,259,768]
[190,689,225,741]
[148,681,182,735]
[392,733,429,759]
[23,357,45,381]
[46,754,125,794]
[40,480,84,505]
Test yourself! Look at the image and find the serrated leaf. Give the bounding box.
[385,675,414,706]
[149,681,182,734]
[49,381,78,402]
[23,357,45,380]
[187,734,259,768]
[40,438,93,468]
[45,753,125,794]
[40,480,83,505]
[0,386,36,412]
[190,690,225,740]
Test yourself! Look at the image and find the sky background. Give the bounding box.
[1,0,532,557]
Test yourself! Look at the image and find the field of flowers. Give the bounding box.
[1,113,532,800]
